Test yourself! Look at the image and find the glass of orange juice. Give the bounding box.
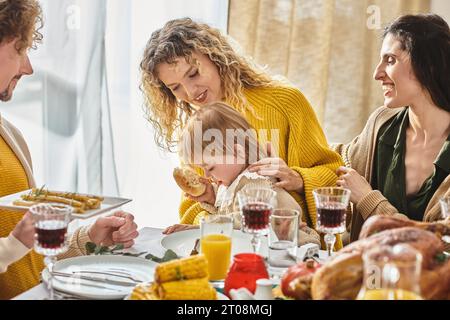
[200,215,233,281]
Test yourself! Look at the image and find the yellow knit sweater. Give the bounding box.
[178,86,344,247]
[0,136,44,300]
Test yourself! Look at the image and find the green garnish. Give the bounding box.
[85,242,179,262]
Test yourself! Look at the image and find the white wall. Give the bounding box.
[431,0,450,23]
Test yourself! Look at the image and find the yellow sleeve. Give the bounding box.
[275,87,344,249]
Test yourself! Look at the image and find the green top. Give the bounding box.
[371,108,450,221]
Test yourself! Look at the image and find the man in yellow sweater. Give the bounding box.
[0,0,139,299]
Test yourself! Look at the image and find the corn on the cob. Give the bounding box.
[157,277,217,300]
[129,283,159,300]
[154,255,208,283]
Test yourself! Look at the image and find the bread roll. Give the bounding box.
[173,167,206,197]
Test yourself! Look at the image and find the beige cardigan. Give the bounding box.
[0,113,92,273]
[332,106,450,242]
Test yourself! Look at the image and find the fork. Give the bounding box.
[71,270,143,283]
[52,271,139,287]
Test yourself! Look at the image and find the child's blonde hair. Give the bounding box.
[179,102,266,167]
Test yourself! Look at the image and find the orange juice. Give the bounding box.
[358,289,422,300]
[201,234,232,280]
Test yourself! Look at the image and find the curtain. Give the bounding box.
[104,0,229,228]
[228,0,430,143]
[1,0,115,197]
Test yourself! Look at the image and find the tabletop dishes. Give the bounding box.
[160,229,269,258]
[41,255,156,299]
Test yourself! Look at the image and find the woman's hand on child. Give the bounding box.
[185,177,216,205]
[336,166,373,204]
[11,211,35,249]
[248,157,304,193]
[162,224,199,234]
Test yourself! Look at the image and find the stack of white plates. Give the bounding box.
[41,255,156,300]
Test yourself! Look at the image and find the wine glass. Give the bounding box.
[30,203,72,300]
[237,186,276,253]
[439,196,450,245]
[312,187,351,257]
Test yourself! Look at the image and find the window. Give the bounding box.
[0,0,229,229]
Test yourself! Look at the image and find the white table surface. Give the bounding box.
[13,227,166,300]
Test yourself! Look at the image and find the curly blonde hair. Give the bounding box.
[140,17,277,152]
[0,0,43,52]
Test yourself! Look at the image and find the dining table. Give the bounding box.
[13,227,167,300]
[13,226,328,300]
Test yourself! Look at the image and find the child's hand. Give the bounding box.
[185,177,216,205]
[162,224,199,234]
[11,211,35,249]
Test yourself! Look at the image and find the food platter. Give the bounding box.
[0,188,131,219]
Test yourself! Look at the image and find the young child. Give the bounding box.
[165,102,320,247]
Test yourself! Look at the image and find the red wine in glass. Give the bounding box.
[317,203,346,233]
[242,202,273,233]
[35,220,67,251]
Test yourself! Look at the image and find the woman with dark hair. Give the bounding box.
[334,14,450,241]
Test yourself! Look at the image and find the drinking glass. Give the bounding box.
[237,187,277,253]
[440,196,450,244]
[357,244,423,300]
[313,187,350,257]
[31,203,72,300]
[268,209,300,280]
[200,215,233,281]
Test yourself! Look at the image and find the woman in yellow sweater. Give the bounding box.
[140,18,343,240]
[0,0,139,299]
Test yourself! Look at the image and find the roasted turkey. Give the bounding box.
[311,216,450,300]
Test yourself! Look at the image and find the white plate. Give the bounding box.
[160,229,268,258]
[41,255,156,300]
[0,189,131,219]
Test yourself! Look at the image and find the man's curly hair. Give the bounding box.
[0,0,43,52]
